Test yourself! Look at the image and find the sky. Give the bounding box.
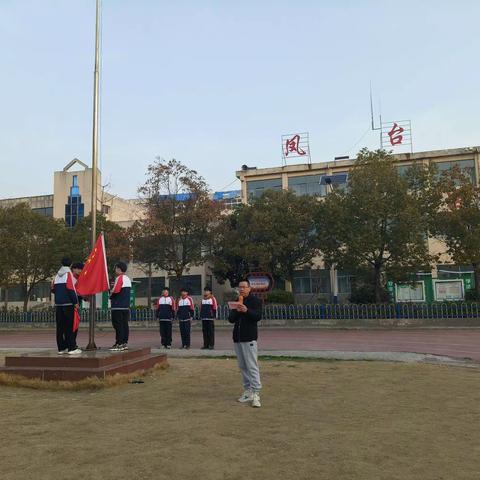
[1,0,479,199]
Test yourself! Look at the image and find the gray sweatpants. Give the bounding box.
[234,341,262,392]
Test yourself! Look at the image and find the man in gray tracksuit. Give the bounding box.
[228,279,263,408]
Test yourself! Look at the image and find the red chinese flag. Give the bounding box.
[73,306,81,332]
[76,233,110,296]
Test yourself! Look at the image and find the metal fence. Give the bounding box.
[1,303,480,326]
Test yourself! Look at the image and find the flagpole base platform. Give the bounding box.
[0,348,167,381]
[85,342,98,351]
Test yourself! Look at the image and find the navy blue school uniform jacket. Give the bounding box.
[110,274,132,310]
[177,296,194,320]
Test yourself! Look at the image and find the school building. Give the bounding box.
[236,146,480,303]
[0,159,241,309]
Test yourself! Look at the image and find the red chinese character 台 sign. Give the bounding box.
[380,120,412,151]
[387,122,404,146]
[285,134,306,157]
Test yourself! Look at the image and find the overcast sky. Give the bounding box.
[1,0,479,199]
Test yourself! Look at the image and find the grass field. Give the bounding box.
[1,357,480,480]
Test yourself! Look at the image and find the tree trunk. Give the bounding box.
[147,263,152,308]
[473,263,480,300]
[22,283,29,312]
[3,288,8,310]
[374,265,383,304]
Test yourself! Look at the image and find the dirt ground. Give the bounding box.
[1,358,480,480]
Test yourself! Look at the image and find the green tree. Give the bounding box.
[139,158,223,283]
[0,203,69,311]
[128,219,159,306]
[433,167,480,298]
[210,190,319,288]
[316,149,435,303]
[69,212,130,274]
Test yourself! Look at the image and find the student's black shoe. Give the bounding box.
[201,346,208,350]
[208,346,214,350]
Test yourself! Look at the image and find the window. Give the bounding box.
[288,175,324,196]
[133,277,165,298]
[396,165,412,177]
[169,275,202,296]
[65,176,85,227]
[435,159,475,183]
[0,285,24,302]
[337,274,353,294]
[246,178,282,199]
[293,269,330,294]
[32,207,53,217]
[437,264,473,279]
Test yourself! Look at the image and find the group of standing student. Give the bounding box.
[52,258,263,407]
[53,258,132,354]
[156,286,218,350]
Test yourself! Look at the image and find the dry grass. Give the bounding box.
[0,361,169,391]
[1,358,480,480]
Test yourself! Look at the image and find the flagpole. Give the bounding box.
[86,0,101,350]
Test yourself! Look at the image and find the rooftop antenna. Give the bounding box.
[370,82,382,148]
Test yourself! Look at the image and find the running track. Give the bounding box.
[2,328,480,361]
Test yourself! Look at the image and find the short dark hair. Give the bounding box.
[180,287,189,293]
[238,279,250,287]
[162,287,170,292]
[204,286,212,292]
[61,257,72,267]
[115,261,128,273]
[71,262,84,270]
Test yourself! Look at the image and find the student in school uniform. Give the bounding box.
[51,257,81,355]
[71,262,85,348]
[156,287,176,349]
[109,262,132,351]
[200,286,217,350]
[177,287,194,349]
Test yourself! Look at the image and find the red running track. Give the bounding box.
[1,328,480,361]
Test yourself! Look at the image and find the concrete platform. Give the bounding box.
[0,347,167,381]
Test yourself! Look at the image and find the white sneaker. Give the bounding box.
[237,390,253,403]
[57,349,68,355]
[68,348,82,355]
[252,392,261,408]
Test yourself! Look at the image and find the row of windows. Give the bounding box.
[32,207,53,217]
[134,275,204,297]
[292,269,352,295]
[397,159,476,182]
[0,282,51,302]
[247,159,477,199]
[247,174,348,199]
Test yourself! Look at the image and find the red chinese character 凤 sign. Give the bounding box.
[284,134,306,157]
[387,122,405,146]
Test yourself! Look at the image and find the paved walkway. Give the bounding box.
[1,328,480,361]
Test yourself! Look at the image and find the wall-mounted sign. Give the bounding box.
[434,279,464,301]
[395,282,425,303]
[246,272,274,293]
